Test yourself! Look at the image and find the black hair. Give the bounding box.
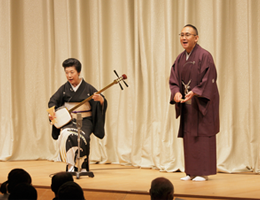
[184,24,199,35]
[62,58,82,73]
[0,168,31,194]
[51,172,74,195]
[8,183,37,200]
[150,177,174,200]
[57,181,85,200]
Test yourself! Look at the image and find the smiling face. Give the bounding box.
[65,66,81,87]
[180,26,199,53]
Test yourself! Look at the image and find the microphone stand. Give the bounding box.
[69,113,94,179]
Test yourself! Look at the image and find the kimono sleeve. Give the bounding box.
[192,53,218,116]
[86,83,107,139]
[48,84,65,140]
[48,84,65,109]
[169,62,181,104]
[92,96,107,139]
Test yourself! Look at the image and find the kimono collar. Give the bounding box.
[185,44,198,60]
[70,78,83,92]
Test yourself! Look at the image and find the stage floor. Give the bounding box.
[0,160,259,200]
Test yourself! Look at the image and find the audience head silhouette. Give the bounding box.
[57,181,84,200]
[8,183,37,200]
[51,172,74,198]
[0,168,31,194]
[149,177,174,200]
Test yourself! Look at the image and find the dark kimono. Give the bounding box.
[169,44,219,176]
[48,79,107,170]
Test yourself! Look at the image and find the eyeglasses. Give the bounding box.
[179,33,197,38]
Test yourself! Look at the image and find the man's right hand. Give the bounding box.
[174,92,183,103]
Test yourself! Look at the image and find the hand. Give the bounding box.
[181,91,195,103]
[174,92,183,103]
[48,112,56,124]
[92,93,104,105]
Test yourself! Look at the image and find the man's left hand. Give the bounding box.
[181,91,195,103]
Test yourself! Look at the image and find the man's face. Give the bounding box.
[180,26,199,53]
[65,66,80,86]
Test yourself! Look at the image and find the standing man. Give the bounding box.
[48,58,107,172]
[169,24,219,181]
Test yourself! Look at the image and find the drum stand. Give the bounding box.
[69,113,94,179]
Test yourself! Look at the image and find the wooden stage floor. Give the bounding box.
[0,160,259,200]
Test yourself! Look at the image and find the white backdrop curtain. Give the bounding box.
[0,0,259,173]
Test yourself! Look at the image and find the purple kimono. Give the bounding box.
[169,44,219,176]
